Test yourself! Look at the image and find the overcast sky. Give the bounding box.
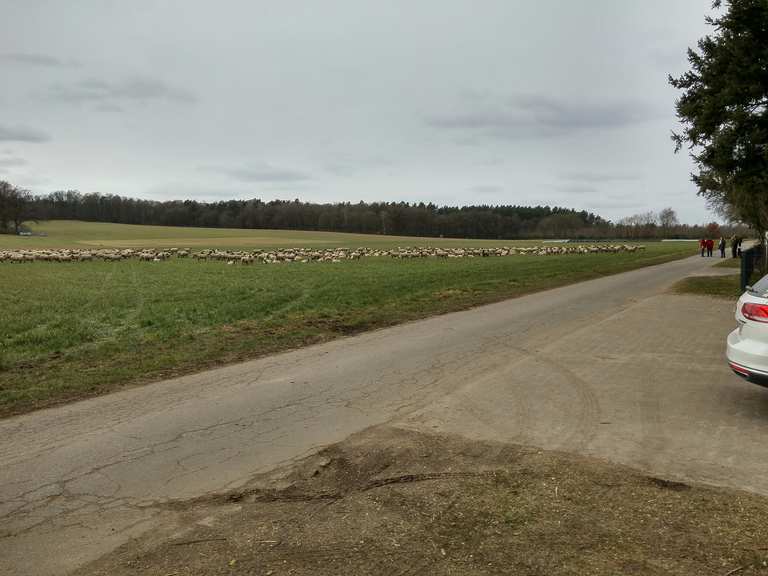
[0,1,716,223]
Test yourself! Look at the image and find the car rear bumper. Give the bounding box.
[727,327,768,385]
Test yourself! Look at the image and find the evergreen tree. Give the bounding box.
[670,0,768,234]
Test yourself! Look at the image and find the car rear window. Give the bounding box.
[749,274,768,296]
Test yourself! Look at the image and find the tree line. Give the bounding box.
[30,190,608,239]
[0,183,744,240]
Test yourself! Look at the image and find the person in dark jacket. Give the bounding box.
[718,237,726,258]
[731,235,738,258]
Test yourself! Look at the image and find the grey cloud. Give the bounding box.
[94,103,125,113]
[552,172,642,197]
[553,184,599,195]
[666,189,694,197]
[650,44,691,72]
[325,162,357,176]
[585,196,645,210]
[48,77,196,107]
[469,184,503,194]
[326,154,395,176]
[0,156,27,168]
[14,174,50,188]
[204,163,311,183]
[560,171,642,183]
[0,51,78,67]
[0,124,50,142]
[427,94,655,140]
[261,182,312,192]
[589,201,645,211]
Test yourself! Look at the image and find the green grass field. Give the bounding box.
[1,220,548,250]
[0,222,697,416]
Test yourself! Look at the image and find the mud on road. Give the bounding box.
[77,426,768,576]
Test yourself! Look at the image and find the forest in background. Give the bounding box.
[1,183,746,240]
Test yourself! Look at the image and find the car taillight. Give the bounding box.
[742,302,768,322]
[730,362,751,377]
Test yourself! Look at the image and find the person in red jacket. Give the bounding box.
[706,238,714,257]
[700,238,707,257]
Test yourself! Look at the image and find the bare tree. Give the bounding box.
[639,211,658,226]
[618,211,658,227]
[658,207,679,230]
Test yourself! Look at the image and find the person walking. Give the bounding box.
[737,237,743,257]
[706,238,714,257]
[718,236,727,258]
[731,235,738,258]
[700,238,707,257]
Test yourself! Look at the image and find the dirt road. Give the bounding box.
[0,255,760,575]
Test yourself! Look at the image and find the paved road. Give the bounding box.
[1,255,761,575]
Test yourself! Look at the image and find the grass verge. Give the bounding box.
[671,274,744,299]
[1,242,693,417]
[715,257,742,268]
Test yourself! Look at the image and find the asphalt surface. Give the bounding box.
[0,254,759,575]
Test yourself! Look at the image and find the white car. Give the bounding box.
[727,274,768,384]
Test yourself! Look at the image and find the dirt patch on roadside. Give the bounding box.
[77,426,768,575]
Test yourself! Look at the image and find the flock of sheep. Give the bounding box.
[0,244,645,264]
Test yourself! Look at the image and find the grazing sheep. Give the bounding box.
[0,244,648,265]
